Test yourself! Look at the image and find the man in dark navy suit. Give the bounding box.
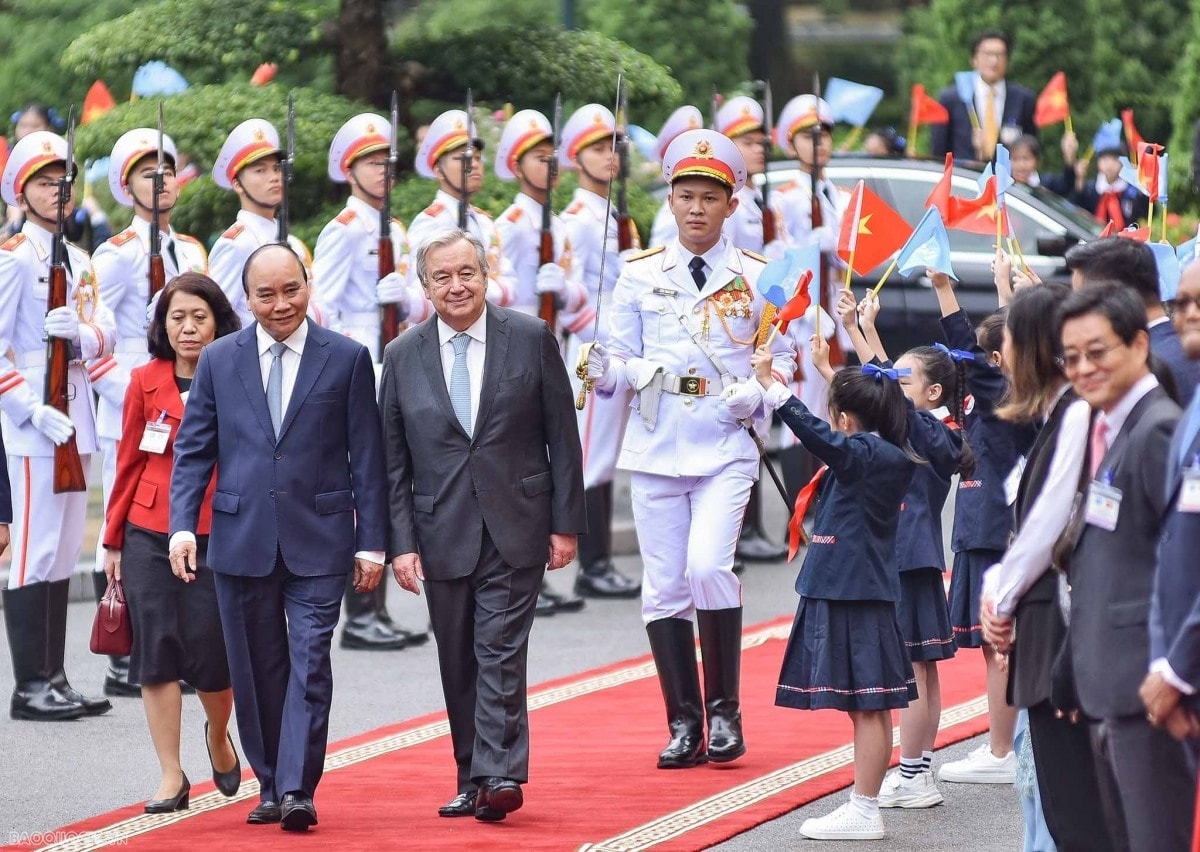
[170,244,389,831]
[930,29,1037,164]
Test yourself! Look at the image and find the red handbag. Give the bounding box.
[90,575,132,657]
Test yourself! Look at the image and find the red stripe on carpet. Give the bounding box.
[8,617,989,851]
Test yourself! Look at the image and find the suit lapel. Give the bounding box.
[473,306,510,439]
[277,320,331,442]
[235,325,276,443]
[1096,388,1161,482]
[418,318,470,440]
[147,359,185,421]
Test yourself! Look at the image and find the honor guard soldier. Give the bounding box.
[586,129,796,769]
[313,113,428,651]
[0,131,117,720]
[649,106,704,247]
[208,119,316,327]
[558,103,642,600]
[407,109,518,312]
[89,128,208,695]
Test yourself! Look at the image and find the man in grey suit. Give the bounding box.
[380,228,586,822]
[1059,283,1194,851]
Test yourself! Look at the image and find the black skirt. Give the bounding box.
[898,567,956,662]
[776,597,917,711]
[948,548,1002,648]
[121,524,230,692]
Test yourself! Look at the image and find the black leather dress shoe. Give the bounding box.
[280,793,318,831]
[574,560,641,598]
[541,586,585,613]
[438,790,477,817]
[204,721,242,797]
[475,777,523,822]
[534,592,557,617]
[735,533,787,562]
[393,626,430,646]
[340,618,409,650]
[247,800,282,824]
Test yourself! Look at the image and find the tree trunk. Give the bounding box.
[746,0,795,91]
[335,0,390,106]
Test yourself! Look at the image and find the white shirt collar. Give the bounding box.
[237,208,278,241]
[515,191,545,216]
[437,309,488,348]
[684,236,729,275]
[573,187,609,216]
[256,318,309,358]
[1098,372,1159,439]
[975,76,1007,103]
[128,215,176,247]
[346,194,382,231]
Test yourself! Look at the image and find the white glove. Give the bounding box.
[812,225,838,254]
[535,263,566,295]
[376,271,407,305]
[44,306,81,344]
[145,290,162,326]
[586,341,610,381]
[30,405,75,446]
[721,381,764,421]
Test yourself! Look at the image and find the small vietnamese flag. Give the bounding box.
[1122,109,1145,165]
[925,153,954,217]
[81,80,116,125]
[837,181,914,275]
[250,63,278,86]
[945,176,1005,236]
[1034,72,1070,128]
[774,270,815,336]
[910,84,950,126]
[1136,143,1164,199]
[1098,220,1117,239]
[1116,225,1151,242]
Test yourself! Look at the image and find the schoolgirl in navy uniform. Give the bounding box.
[750,334,917,841]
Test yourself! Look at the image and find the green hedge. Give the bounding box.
[393,24,683,129]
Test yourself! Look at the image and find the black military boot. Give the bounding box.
[340,574,408,650]
[91,572,140,697]
[3,583,85,721]
[574,483,640,598]
[735,480,787,562]
[47,579,111,716]
[646,617,707,769]
[697,607,746,762]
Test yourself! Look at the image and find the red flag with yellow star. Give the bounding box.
[925,153,954,217]
[837,180,914,274]
[1034,72,1070,128]
[910,84,950,126]
[945,176,1007,236]
[81,80,116,125]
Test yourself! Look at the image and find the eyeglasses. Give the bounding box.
[1174,294,1200,314]
[1056,341,1124,371]
[976,50,1008,60]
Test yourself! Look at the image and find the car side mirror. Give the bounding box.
[1035,232,1075,257]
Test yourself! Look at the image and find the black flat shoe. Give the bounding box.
[438,790,477,817]
[280,792,318,831]
[247,800,282,824]
[475,777,523,822]
[204,721,242,797]
[144,775,190,813]
[541,587,585,613]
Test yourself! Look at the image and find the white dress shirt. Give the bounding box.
[1093,374,1159,457]
[974,77,1008,133]
[437,309,488,435]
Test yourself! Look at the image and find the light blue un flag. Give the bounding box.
[896,208,956,279]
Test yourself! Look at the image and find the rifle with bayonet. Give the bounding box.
[760,81,777,248]
[457,89,475,230]
[379,91,405,350]
[810,73,844,366]
[47,111,87,493]
[538,94,564,328]
[277,91,295,244]
[614,83,634,253]
[148,102,166,302]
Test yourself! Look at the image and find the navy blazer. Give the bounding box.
[1152,410,1200,713]
[930,82,1037,164]
[1149,321,1200,405]
[777,394,915,602]
[941,310,1038,552]
[170,320,389,577]
[896,405,961,572]
[0,422,9,524]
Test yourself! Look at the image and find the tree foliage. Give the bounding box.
[60,0,332,85]
[1169,0,1200,204]
[394,24,683,127]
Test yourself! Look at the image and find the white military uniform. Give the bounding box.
[495,192,590,322]
[207,210,314,327]
[602,233,795,620]
[0,223,115,586]
[313,195,410,361]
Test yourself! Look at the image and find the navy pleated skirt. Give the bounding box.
[948,549,1002,649]
[776,597,917,711]
[898,567,956,662]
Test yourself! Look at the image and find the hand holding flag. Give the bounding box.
[756,247,818,341]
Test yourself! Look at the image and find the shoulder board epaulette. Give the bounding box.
[472,205,492,218]
[222,223,244,240]
[565,201,584,215]
[505,207,523,223]
[740,248,769,263]
[336,209,357,226]
[110,228,138,247]
[1,233,26,252]
[423,202,444,217]
[175,233,202,246]
[626,245,665,262]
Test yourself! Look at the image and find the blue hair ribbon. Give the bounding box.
[863,363,911,381]
[933,342,977,362]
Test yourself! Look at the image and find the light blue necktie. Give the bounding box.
[449,332,472,436]
[1178,388,1200,468]
[267,341,287,438]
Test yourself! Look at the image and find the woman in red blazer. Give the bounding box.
[103,273,242,813]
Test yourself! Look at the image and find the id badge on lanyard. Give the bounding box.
[1180,458,1200,514]
[138,409,171,454]
[1084,472,1122,531]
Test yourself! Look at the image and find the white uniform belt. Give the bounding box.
[116,339,148,354]
[661,373,720,396]
[14,350,60,369]
[342,310,379,325]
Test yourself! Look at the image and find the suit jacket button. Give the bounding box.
[472,489,478,497]
[269,489,275,497]
[274,452,282,460]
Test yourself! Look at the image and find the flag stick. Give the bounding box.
[1064,111,1074,137]
[838,126,863,153]
[816,304,822,338]
[870,256,899,297]
[1148,201,1155,237]
[1011,234,1030,273]
[1161,202,1170,243]
[764,320,781,347]
[842,250,856,291]
[908,117,919,158]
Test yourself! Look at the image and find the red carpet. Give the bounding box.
[8,617,989,851]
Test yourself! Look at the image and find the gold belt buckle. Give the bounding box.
[679,376,706,396]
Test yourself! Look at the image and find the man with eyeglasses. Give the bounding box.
[931,28,1037,164]
[1057,283,1192,851]
[313,113,429,652]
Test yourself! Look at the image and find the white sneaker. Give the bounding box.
[799,801,885,840]
[936,742,1016,784]
[878,770,944,808]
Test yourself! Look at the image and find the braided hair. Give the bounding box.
[902,346,976,478]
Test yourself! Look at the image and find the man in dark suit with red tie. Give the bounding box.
[931,29,1038,164]
[170,243,389,831]
[380,228,586,822]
